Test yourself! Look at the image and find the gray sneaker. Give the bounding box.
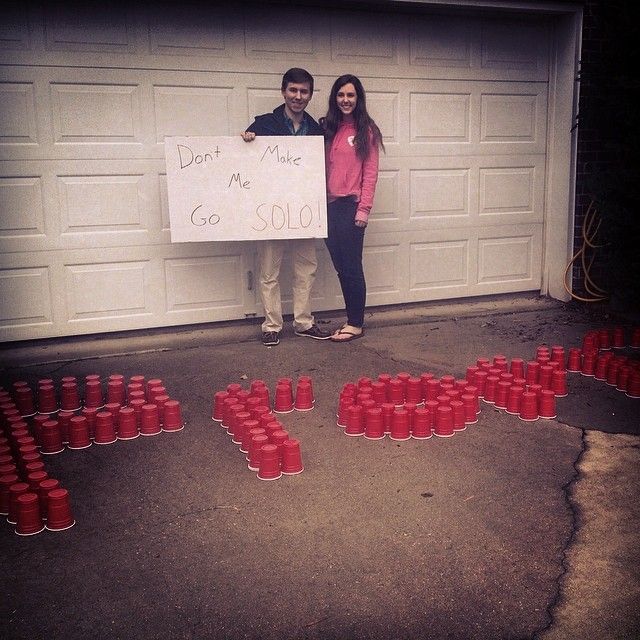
[295,324,331,340]
[262,331,280,346]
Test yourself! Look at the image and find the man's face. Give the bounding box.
[282,81,312,117]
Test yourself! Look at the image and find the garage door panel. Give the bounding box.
[148,4,241,59]
[481,18,549,75]
[0,3,556,340]
[0,265,53,329]
[44,5,136,54]
[0,81,39,146]
[477,234,539,286]
[51,82,143,145]
[0,160,167,253]
[367,91,400,145]
[244,5,328,62]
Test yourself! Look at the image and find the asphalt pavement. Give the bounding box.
[1,293,638,640]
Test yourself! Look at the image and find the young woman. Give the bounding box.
[322,75,384,342]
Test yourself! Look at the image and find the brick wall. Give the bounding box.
[573,0,640,308]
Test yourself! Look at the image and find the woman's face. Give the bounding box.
[336,83,357,116]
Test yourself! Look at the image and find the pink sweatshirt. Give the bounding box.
[326,120,380,223]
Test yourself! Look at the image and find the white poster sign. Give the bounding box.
[164,136,327,242]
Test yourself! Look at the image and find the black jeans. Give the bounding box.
[324,197,366,327]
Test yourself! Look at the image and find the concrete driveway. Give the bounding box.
[1,294,638,639]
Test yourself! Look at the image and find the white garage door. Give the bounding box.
[0,3,556,341]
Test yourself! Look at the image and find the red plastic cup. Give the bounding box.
[15,492,45,535]
[56,410,74,444]
[370,381,388,405]
[483,376,499,404]
[27,470,49,492]
[162,400,184,433]
[336,396,353,428]
[14,385,36,417]
[551,346,566,371]
[0,473,19,515]
[364,407,385,440]
[116,407,138,440]
[581,352,596,377]
[434,405,454,437]
[45,487,75,531]
[146,378,162,396]
[538,365,554,390]
[598,329,611,350]
[380,403,395,433]
[148,386,166,405]
[616,366,632,392]
[83,379,104,409]
[226,383,242,397]
[270,429,289,462]
[294,381,314,411]
[139,404,161,436]
[265,420,283,443]
[297,375,314,400]
[594,356,609,381]
[7,481,29,524]
[539,389,557,419]
[40,420,65,454]
[411,407,432,439]
[0,462,17,477]
[281,439,304,475]
[465,366,479,384]
[566,348,582,372]
[612,327,625,349]
[423,378,440,402]
[525,361,539,385]
[226,403,245,437]
[24,461,45,476]
[60,382,81,412]
[345,404,364,436]
[273,384,294,414]
[94,410,117,444]
[251,385,271,409]
[388,378,405,406]
[211,390,229,422]
[461,393,478,424]
[519,391,539,422]
[68,415,92,448]
[473,370,488,397]
[37,384,58,415]
[248,434,269,471]
[38,477,60,518]
[626,372,640,398]
[257,444,282,481]
[405,377,423,405]
[242,424,263,456]
[494,381,511,409]
[509,358,525,379]
[436,394,451,407]
[552,370,568,397]
[81,407,98,439]
[505,385,524,415]
[378,373,392,388]
[450,400,465,431]
[389,408,410,441]
[605,360,620,386]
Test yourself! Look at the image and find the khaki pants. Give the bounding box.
[258,238,317,333]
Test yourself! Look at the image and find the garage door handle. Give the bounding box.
[247,270,254,291]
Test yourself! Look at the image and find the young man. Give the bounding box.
[242,67,331,346]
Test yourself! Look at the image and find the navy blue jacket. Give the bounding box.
[246,104,324,136]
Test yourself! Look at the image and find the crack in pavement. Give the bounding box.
[532,426,588,639]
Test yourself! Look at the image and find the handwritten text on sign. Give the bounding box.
[164,136,327,242]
